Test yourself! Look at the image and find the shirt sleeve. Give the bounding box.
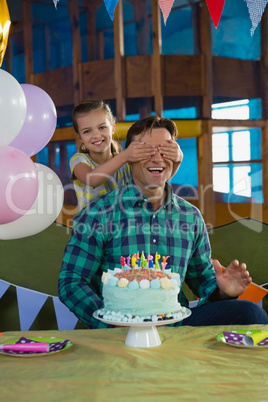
[58,208,110,329]
[184,213,218,305]
[123,164,132,184]
[69,153,94,182]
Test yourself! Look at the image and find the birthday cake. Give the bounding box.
[96,253,188,323]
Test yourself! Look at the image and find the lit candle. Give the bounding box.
[162,256,169,264]
[142,258,147,268]
[120,256,126,267]
[148,254,153,262]
[155,252,160,269]
[126,256,131,266]
[148,259,153,268]
[141,251,145,262]
[131,255,137,267]
[161,262,167,271]
[137,258,141,267]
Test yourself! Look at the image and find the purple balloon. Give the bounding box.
[0,146,39,224]
[10,84,57,157]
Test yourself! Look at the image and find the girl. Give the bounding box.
[70,99,182,210]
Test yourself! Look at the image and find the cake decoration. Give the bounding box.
[95,252,186,324]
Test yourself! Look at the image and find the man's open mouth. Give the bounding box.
[147,167,165,175]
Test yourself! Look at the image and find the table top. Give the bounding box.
[1,325,268,401]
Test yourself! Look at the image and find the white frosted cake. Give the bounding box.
[95,265,186,324]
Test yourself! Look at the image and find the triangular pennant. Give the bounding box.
[205,0,225,29]
[16,287,48,331]
[53,0,59,9]
[103,0,119,21]
[53,297,79,330]
[244,0,268,35]
[0,279,10,299]
[158,0,175,24]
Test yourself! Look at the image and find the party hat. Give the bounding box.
[242,330,268,346]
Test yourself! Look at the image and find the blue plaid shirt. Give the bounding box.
[58,180,217,328]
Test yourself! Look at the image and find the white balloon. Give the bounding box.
[0,69,27,146]
[0,164,64,240]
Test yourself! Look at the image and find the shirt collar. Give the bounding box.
[123,178,181,211]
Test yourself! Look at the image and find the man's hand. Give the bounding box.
[158,139,183,164]
[213,259,252,299]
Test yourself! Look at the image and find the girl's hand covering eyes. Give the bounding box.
[158,140,183,164]
[124,141,156,162]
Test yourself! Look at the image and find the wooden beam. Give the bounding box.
[151,0,163,116]
[50,126,76,142]
[213,57,261,99]
[97,31,104,60]
[261,8,268,119]
[262,121,268,222]
[133,0,150,56]
[197,0,215,226]
[68,0,82,105]
[80,59,115,99]
[261,9,268,222]
[44,24,50,71]
[31,66,74,107]
[23,0,34,83]
[133,0,151,118]
[5,34,12,74]
[85,3,98,61]
[113,0,126,120]
[212,119,265,129]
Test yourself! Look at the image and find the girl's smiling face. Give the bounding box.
[76,109,115,154]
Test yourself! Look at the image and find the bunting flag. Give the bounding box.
[0,279,10,299]
[158,0,175,24]
[244,0,268,35]
[17,286,48,331]
[104,0,119,21]
[205,0,225,28]
[53,0,59,9]
[53,297,79,330]
[0,279,79,331]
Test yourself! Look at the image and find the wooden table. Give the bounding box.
[1,325,268,401]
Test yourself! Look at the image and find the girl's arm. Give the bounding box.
[73,142,156,188]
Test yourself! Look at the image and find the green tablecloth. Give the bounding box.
[1,325,268,401]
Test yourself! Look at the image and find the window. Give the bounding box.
[212,100,262,203]
[212,129,262,203]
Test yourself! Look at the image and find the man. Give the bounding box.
[59,116,268,328]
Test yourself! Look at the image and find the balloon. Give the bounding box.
[0,0,11,67]
[10,84,57,157]
[0,70,27,146]
[0,146,38,224]
[0,164,64,240]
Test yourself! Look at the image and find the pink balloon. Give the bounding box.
[9,84,57,157]
[0,146,39,224]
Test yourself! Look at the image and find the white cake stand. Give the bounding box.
[93,308,191,348]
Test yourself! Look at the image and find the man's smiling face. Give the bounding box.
[130,128,173,192]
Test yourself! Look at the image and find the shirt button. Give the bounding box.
[153,215,155,218]
[153,239,156,243]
